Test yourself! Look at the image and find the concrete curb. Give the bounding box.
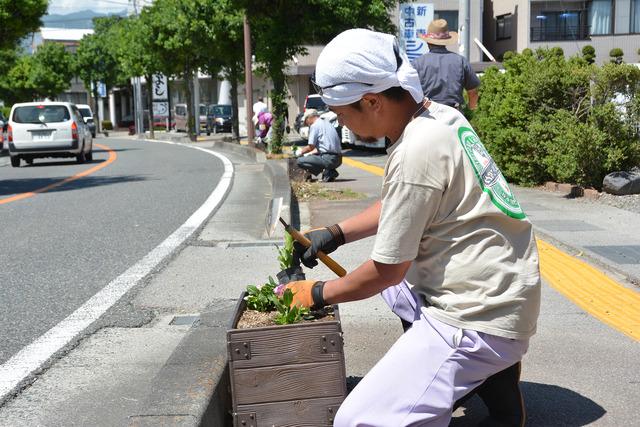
[129,141,293,427]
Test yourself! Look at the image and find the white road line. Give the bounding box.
[0,141,233,400]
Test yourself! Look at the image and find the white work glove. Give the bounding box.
[293,147,302,157]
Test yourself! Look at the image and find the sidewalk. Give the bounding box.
[309,150,640,426]
[1,141,638,426]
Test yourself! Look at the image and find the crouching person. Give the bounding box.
[296,108,342,182]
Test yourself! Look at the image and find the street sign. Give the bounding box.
[399,3,434,60]
[152,101,169,119]
[97,82,107,98]
[152,74,168,101]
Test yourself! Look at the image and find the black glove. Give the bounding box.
[294,224,345,268]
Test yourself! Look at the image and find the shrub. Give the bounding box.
[582,45,596,64]
[102,120,113,130]
[609,48,624,64]
[472,48,640,189]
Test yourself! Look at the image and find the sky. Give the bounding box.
[47,0,153,15]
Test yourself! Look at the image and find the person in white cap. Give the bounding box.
[412,19,480,111]
[280,28,540,426]
[295,108,342,182]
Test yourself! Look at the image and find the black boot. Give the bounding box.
[454,362,525,427]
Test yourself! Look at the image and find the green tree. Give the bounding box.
[0,0,48,51]
[234,0,397,152]
[198,0,245,141]
[109,15,163,138]
[0,42,74,104]
[75,17,125,132]
[141,0,218,140]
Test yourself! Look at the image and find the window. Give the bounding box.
[589,0,612,35]
[434,10,458,32]
[634,0,640,32]
[615,0,640,33]
[531,10,589,41]
[496,14,512,40]
[12,105,71,124]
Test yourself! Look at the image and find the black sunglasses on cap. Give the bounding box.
[310,38,403,96]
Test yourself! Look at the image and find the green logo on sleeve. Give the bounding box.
[457,126,525,219]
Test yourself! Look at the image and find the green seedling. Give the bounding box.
[244,276,279,312]
[276,232,295,271]
[274,288,309,325]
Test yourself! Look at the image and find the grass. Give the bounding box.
[292,181,366,201]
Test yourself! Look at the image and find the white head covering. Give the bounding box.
[314,29,424,107]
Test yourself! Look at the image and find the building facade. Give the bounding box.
[485,0,640,63]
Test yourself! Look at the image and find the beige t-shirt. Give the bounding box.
[371,102,540,339]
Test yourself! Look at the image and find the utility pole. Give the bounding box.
[243,15,254,147]
[458,0,471,61]
[131,0,144,137]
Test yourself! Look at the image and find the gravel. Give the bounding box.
[582,192,640,215]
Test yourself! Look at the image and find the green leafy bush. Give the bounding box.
[609,48,624,64]
[102,120,113,130]
[472,47,640,189]
[582,45,596,64]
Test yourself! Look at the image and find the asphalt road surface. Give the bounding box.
[0,137,223,365]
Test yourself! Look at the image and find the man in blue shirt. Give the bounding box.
[411,19,480,110]
[296,109,342,182]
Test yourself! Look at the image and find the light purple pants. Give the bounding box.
[334,281,529,427]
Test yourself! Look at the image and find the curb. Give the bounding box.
[543,181,600,200]
[129,141,293,427]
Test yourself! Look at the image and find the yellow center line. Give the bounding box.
[0,143,117,205]
[343,154,640,341]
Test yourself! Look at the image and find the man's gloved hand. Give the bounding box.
[278,280,326,309]
[294,224,345,268]
[293,147,302,157]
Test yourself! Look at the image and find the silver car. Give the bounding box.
[7,102,93,167]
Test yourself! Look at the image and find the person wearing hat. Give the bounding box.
[295,108,342,182]
[279,28,540,426]
[412,19,480,111]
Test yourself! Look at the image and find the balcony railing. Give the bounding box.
[530,25,591,41]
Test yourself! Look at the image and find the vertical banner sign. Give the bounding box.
[151,74,169,123]
[399,3,434,60]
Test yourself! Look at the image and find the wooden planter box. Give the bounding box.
[227,292,347,427]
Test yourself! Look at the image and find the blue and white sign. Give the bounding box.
[97,82,107,98]
[399,3,434,60]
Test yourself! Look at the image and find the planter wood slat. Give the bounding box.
[228,292,346,426]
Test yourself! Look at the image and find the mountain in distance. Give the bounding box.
[42,9,128,29]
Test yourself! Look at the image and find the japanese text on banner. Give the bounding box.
[399,3,434,60]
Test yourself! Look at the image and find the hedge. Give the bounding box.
[471,48,640,189]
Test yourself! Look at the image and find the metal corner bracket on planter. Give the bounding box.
[227,291,347,427]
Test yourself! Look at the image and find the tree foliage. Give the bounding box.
[472,48,640,189]
[234,0,397,152]
[0,0,48,51]
[0,42,74,104]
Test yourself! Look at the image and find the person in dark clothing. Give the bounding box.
[411,19,480,110]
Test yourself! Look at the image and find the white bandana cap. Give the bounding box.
[314,28,424,107]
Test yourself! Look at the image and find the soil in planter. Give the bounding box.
[237,306,336,329]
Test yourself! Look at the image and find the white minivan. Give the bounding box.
[8,102,93,167]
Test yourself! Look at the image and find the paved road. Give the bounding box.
[0,137,223,365]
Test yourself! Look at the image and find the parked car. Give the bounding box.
[174,103,207,133]
[174,103,188,132]
[7,102,93,167]
[341,126,388,150]
[206,104,232,134]
[76,104,97,138]
[294,94,328,133]
[0,111,6,151]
